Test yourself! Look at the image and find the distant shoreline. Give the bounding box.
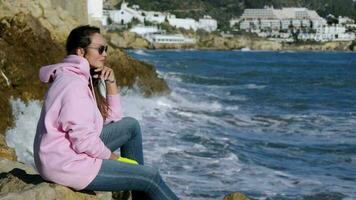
[109,31,355,52]
[124,48,356,52]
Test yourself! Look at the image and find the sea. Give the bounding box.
[6,50,356,200]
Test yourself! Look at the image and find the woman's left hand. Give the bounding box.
[94,66,116,84]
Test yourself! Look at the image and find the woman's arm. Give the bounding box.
[96,66,123,123]
[95,66,119,95]
[59,91,112,160]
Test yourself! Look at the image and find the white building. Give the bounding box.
[144,11,169,24]
[129,25,164,36]
[103,1,217,32]
[129,25,195,44]
[102,1,144,25]
[338,16,355,25]
[315,24,355,41]
[231,6,356,41]
[167,15,218,32]
[88,0,103,24]
[237,7,326,31]
[167,16,198,31]
[147,34,195,44]
[229,18,240,28]
[198,15,218,32]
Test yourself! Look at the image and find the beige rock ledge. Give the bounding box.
[224,192,250,200]
[0,158,130,200]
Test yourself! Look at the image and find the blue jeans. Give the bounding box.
[84,117,179,200]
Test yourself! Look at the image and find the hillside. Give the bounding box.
[118,0,356,29]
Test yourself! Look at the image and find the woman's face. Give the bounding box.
[84,33,107,69]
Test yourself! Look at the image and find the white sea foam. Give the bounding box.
[5,98,42,168]
[240,47,251,52]
[133,49,151,56]
[244,84,266,89]
[5,81,353,199]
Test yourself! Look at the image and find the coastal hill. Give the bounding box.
[122,0,356,28]
[106,0,355,51]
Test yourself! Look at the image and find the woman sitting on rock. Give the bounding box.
[33,25,179,200]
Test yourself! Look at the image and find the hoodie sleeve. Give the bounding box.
[104,93,123,125]
[58,95,111,160]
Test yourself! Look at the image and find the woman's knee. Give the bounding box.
[122,117,141,135]
[143,166,162,185]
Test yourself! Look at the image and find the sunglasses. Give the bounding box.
[86,45,108,55]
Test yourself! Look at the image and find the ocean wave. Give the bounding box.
[164,72,238,86]
[244,84,266,89]
[133,49,151,56]
[5,98,42,168]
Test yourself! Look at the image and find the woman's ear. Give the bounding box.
[76,48,85,57]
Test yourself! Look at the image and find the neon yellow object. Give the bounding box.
[116,157,138,165]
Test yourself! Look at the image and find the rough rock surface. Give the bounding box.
[0,0,87,42]
[109,30,354,51]
[0,1,169,200]
[0,158,117,200]
[0,13,64,155]
[223,192,250,200]
[109,31,149,49]
[0,9,169,199]
[0,12,169,135]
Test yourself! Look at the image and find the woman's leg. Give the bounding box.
[100,117,144,164]
[85,160,179,200]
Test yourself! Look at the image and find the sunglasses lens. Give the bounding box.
[98,46,108,54]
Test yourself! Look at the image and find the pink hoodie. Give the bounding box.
[34,55,123,190]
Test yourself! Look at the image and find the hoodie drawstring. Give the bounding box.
[89,76,97,104]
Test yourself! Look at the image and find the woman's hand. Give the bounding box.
[94,66,119,95]
[94,66,116,84]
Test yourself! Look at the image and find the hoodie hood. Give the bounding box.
[39,55,90,83]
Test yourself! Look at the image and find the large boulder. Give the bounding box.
[0,13,64,143]
[0,0,86,42]
[0,15,169,197]
[0,158,115,200]
[224,192,250,200]
[0,135,16,161]
[109,31,150,49]
[0,12,169,136]
[107,48,170,97]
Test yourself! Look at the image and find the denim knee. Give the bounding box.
[144,166,163,190]
[122,117,141,137]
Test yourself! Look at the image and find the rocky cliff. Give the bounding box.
[0,1,170,198]
[0,1,169,137]
[0,0,87,42]
[0,158,131,200]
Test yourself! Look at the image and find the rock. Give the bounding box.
[0,6,168,200]
[0,146,17,161]
[107,48,170,97]
[0,158,115,200]
[109,32,149,49]
[224,192,250,200]
[44,9,65,28]
[0,132,17,161]
[104,0,121,9]
[0,0,86,42]
[0,158,35,174]
[0,12,170,137]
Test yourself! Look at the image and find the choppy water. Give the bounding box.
[125,50,356,200]
[6,50,356,200]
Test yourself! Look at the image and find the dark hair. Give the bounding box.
[66,25,100,55]
[66,25,109,119]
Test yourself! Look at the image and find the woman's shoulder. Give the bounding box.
[49,74,91,100]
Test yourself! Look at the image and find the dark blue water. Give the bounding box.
[126,50,356,200]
